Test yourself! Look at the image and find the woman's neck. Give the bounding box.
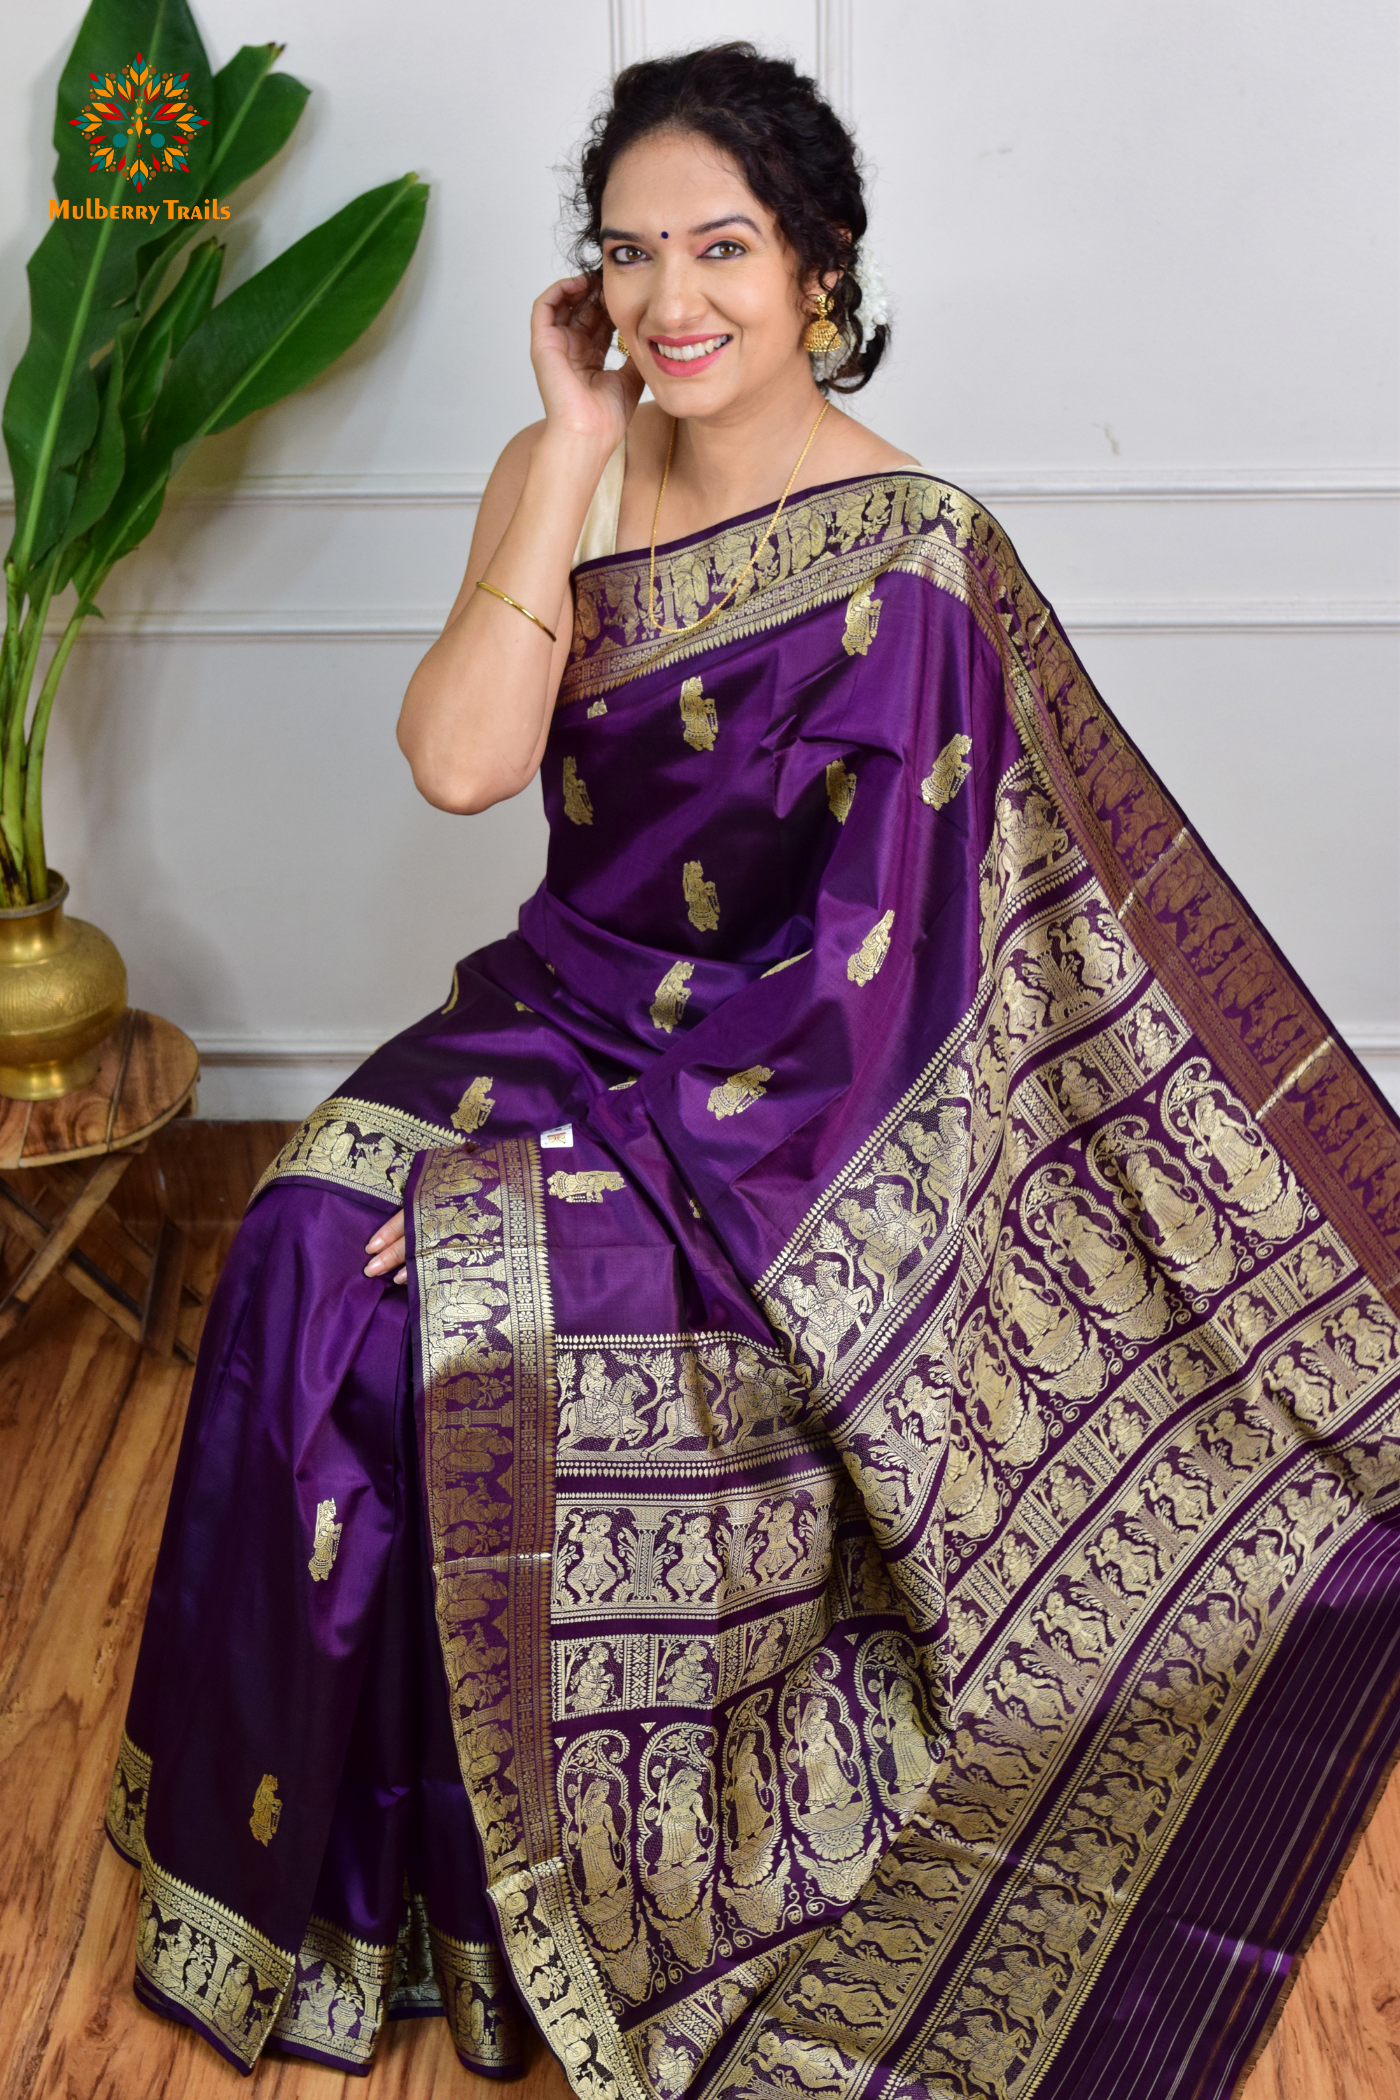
[614,363,916,556]
[623,366,831,548]
[671,371,830,512]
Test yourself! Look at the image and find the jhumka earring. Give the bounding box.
[615,331,631,359]
[802,290,841,356]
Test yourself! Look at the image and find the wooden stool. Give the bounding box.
[0,1010,202,1361]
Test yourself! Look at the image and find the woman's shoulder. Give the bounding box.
[822,409,921,477]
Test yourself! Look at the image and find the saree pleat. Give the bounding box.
[113,471,1400,2098]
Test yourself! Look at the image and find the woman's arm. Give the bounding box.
[397,276,642,814]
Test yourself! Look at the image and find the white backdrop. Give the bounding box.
[2,0,1397,1115]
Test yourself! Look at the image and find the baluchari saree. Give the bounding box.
[110,471,1400,2099]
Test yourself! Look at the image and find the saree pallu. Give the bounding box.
[111,471,1400,2098]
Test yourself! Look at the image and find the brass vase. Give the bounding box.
[0,872,127,1100]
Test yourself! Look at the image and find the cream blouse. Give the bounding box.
[571,439,626,568]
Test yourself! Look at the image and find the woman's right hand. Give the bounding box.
[530,274,644,453]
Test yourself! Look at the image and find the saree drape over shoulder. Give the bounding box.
[112,473,1400,2099]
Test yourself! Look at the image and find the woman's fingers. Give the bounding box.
[534,275,594,337]
[364,1209,407,1279]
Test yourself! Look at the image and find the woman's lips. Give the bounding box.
[647,333,733,375]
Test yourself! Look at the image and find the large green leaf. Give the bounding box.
[80,174,427,580]
[2,0,213,578]
[60,323,131,558]
[122,235,223,427]
[134,45,309,315]
[207,46,310,200]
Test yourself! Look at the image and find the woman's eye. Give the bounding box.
[702,241,746,259]
[607,245,647,266]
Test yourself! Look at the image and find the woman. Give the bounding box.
[109,42,1400,2100]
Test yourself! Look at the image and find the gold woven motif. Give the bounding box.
[307,1497,341,1581]
[706,1067,773,1120]
[842,582,883,657]
[683,861,720,932]
[549,1170,626,1203]
[847,911,894,987]
[452,1076,495,1133]
[650,961,695,1033]
[921,730,973,808]
[825,759,857,823]
[249,1774,281,1846]
[562,755,594,825]
[679,677,719,751]
[251,1096,460,1208]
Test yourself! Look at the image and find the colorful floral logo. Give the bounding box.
[71,55,207,191]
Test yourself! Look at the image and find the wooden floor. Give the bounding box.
[1,1121,1398,2100]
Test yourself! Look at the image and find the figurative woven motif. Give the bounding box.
[106,1732,520,2072]
[826,759,858,823]
[252,1096,460,1207]
[651,962,696,1034]
[563,756,595,825]
[430,813,1398,2097]
[416,475,1400,2097]
[679,678,719,751]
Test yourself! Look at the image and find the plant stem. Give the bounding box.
[0,562,57,886]
[0,574,23,906]
[21,605,89,903]
[0,567,20,757]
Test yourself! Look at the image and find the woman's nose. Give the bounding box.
[645,261,710,332]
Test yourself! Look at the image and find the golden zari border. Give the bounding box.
[251,1094,461,1208]
[908,495,1400,1312]
[415,1138,645,2098]
[430,1917,527,2072]
[107,1731,295,2065]
[137,1861,295,2063]
[272,1914,397,2066]
[272,1904,521,2071]
[696,1349,1400,2100]
[106,1731,516,2073]
[561,473,973,704]
[570,467,1400,1315]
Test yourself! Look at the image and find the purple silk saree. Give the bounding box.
[111,472,1400,2098]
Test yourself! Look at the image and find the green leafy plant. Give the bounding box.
[1,0,428,907]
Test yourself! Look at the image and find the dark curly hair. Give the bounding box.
[572,43,887,394]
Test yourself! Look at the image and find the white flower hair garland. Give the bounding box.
[812,242,890,380]
[852,243,890,331]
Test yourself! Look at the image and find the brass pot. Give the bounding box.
[0,872,127,1100]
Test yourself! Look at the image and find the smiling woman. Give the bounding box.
[394,54,914,820]
[107,38,1400,2100]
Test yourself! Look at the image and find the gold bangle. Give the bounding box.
[475,578,557,643]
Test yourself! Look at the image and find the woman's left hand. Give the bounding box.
[365,1210,407,1284]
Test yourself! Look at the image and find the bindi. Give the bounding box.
[661,231,668,239]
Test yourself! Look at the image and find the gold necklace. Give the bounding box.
[646,399,830,639]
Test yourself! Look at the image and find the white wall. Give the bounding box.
[2,0,1397,1116]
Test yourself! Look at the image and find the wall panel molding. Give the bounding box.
[815,0,854,113]
[190,1025,1400,1122]
[58,601,1400,641]
[6,468,1396,512]
[608,0,646,72]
